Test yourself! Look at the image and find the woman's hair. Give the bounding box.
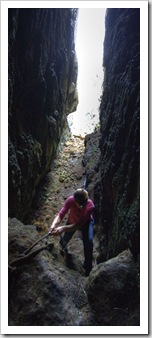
[74,189,88,205]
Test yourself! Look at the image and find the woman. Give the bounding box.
[49,188,95,276]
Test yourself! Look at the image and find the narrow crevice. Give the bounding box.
[8,7,141,327]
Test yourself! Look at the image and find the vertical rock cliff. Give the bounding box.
[8,8,140,327]
[8,8,78,220]
[82,9,140,325]
[94,8,140,260]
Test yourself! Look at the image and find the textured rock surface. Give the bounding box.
[8,8,140,327]
[92,9,140,260]
[87,249,140,326]
[8,8,78,219]
[8,221,139,326]
[8,218,96,326]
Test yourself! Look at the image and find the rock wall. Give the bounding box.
[93,9,140,260]
[8,8,78,220]
[87,249,139,325]
[8,9,140,327]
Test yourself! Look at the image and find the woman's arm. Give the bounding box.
[49,197,72,234]
[49,215,61,233]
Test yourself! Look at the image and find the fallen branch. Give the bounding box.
[9,244,48,267]
[22,232,50,255]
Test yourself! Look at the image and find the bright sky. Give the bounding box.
[68,8,106,136]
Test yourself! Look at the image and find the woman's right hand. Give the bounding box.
[51,226,64,236]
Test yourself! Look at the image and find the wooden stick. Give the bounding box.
[22,232,50,255]
[9,244,48,267]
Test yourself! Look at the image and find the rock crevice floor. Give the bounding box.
[25,135,96,276]
[9,134,99,325]
[24,132,100,278]
[26,135,86,231]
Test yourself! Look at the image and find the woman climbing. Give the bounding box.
[49,188,95,276]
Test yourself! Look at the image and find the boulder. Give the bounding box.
[87,249,140,326]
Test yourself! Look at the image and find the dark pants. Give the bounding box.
[60,219,94,276]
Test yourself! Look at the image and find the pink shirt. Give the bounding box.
[58,196,95,228]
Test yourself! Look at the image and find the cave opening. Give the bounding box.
[68,8,106,137]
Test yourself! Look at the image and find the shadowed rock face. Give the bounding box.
[8,218,139,326]
[8,8,78,219]
[87,249,140,325]
[8,9,140,327]
[93,8,140,260]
